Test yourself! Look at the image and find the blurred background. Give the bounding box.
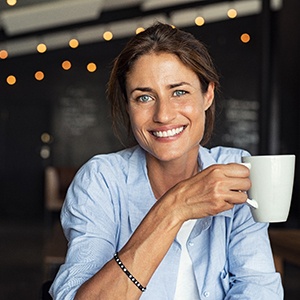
[0,0,299,299]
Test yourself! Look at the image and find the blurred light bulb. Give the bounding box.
[69,38,79,49]
[37,43,47,53]
[103,31,113,41]
[227,8,237,19]
[87,62,97,73]
[7,0,17,6]
[241,33,251,43]
[62,60,72,70]
[35,71,44,81]
[195,16,205,26]
[41,132,52,143]
[0,50,8,59]
[40,145,50,159]
[136,27,145,34]
[7,75,16,85]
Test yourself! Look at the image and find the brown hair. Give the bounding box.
[107,22,220,146]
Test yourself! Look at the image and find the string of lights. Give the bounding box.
[0,0,282,86]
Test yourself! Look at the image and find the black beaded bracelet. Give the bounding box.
[113,252,146,292]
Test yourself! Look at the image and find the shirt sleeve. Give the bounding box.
[225,204,284,299]
[49,159,120,300]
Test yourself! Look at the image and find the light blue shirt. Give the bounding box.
[50,146,283,299]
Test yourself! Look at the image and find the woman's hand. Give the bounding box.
[163,163,251,222]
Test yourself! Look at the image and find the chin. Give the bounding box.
[147,149,187,163]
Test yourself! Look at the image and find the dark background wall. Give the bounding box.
[0,0,299,226]
[277,0,300,228]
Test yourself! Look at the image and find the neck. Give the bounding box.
[146,148,200,199]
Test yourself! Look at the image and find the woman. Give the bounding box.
[50,23,283,299]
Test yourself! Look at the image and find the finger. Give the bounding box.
[224,163,250,178]
[225,189,249,205]
[229,177,252,192]
[205,165,251,191]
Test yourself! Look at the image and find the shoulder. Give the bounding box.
[78,145,143,178]
[68,145,147,198]
[63,146,146,207]
[200,146,251,164]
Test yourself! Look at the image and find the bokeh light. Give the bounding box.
[195,16,205,26]
[103,31,113,41]
[227,8,238,19]
[241,33,251,43]
[37,43,47,53]
[7,0,17,6]
[0,50,8,59]
[7,75,16,85]
[136,27,145,34]
[62,60,72,70]
[35,71,45,81]
[41,132,53,144]
[87,62,97,73]
[69,38,79,49]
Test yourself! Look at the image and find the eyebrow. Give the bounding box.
[169,81,191,89]
[129,82,191,95]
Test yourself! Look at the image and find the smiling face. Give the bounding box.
[126,52,214,163]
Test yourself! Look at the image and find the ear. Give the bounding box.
[203,82,215,111]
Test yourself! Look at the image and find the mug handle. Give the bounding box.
[240,162,259,209]
[246,198,258,209]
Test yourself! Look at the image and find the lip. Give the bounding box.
[150,125,186,139]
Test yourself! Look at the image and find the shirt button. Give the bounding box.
[203,291,210,297]
[188,241,194,246]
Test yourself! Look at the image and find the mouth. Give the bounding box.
[151,126,185,138]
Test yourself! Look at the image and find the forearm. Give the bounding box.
[75,196,183,300]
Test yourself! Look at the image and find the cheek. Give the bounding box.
[128,107,147,132]
[183,101,205,120]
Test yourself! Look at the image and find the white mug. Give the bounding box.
[241,155,296,223]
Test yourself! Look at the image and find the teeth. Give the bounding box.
[153,126,184,138]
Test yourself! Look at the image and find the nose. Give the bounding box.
[153,99,176,124]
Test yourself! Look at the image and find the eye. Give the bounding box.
[173,90,187,97]
[137,95,153,103]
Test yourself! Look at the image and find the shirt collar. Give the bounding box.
[127,146,156,231]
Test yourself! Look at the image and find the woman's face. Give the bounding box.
[126,52,214,163]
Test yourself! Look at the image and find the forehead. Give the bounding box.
[127,52,199,85]
[130,52,182,70]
